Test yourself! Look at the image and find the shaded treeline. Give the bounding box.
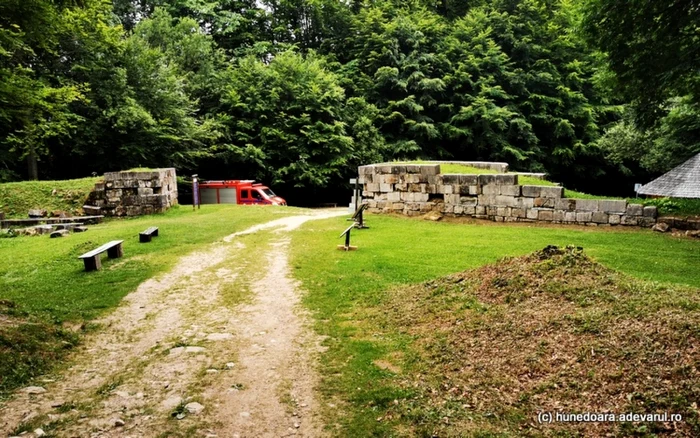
[1,0,697,202]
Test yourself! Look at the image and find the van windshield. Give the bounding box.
[262,188,276,197]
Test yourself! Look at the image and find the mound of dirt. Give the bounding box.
[383,246,700,437]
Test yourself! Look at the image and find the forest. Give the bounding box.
[0,0,698,201]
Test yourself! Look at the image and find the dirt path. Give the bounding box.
[0,209,346,438]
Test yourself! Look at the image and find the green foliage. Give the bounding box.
[222,50,377,188]
[582,0,699,127]
[599,99,700,174]
[0,0,696,200]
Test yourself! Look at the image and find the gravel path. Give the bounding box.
[0,209,345,438]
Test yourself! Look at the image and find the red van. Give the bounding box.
[199,180,286,206]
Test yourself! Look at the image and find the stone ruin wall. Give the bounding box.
[359,163,658,227]
[83,168,178,217]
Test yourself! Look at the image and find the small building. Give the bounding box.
[638,153,700,199]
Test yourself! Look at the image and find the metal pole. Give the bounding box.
[192,174,199,210]
[354,177,359,212]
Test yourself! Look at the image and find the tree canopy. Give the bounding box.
[0,0,697,199]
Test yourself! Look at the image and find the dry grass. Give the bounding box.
[380,246,700,437]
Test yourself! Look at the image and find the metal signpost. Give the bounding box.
[338,224,358,251]
[192,174,200,210]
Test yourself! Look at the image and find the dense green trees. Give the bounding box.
[583,0,700,175]
[0,0,697,199]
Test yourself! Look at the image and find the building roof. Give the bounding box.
[638,153,700,198]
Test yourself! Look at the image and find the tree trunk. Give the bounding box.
[27,146,38,180]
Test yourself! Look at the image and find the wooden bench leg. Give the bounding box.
[107,243,123,258]
[83,255,101,272]
[140,234,152,243]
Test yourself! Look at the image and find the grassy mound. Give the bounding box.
[0,177,100,219]
[381,246,699,437]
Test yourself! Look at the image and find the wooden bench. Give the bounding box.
[139,226,159,243]
[78,240,124,272]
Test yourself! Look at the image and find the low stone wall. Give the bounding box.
[84,168,178,217]
[359,163,657,227]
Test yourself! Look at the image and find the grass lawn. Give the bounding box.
[0,204,298,394]
[0,177,101,218]
[290,214,700,436]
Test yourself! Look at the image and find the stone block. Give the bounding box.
[406,174,423,184]
[443,185,454,194]
[459,197,478,206]
[482,185,500,195]
[526,209,539,220]
[575,199,599,211]
[538,210,554,221]
[408,183,421,192]
[591,212,609,224]
[576,211,592,222]
[564,211,576,222]
[494,216,505,222]
[380,174,398,184]
[556,198,576,211]
[511,208,526,218]
[82,205,101,215]
[442,174,461,184]
[519,197,535,209]
[415,193,429,202]
[379,183,393,192]
[495,195,519,207]
[609,214,621,225]
[391,165,406,174]
[496,207,509,217]
[626,204,643,216]
[521,186,541,198]
[388,192,401,202]
[494,174,518,185]
[468,185,480,195]
[500,185,521,196]
[534,197,555,208]
[366,183,380,192]
[463,206,476,215]
[138,188,154,196]
[419,165,440,176]
[395,183,407,191]
[539,186,564,198]
[358,165,373,175]
[401,164,417,173]
[459,185,472,195]
[639,217,656,227]
[453,205,464,214]
[392,203,405,210]
[486,206,499,216]
[478,194,496,205]
[643,206,658,218]
[446,194,461,204]
[478,174,496,186]
[476,206,486,215]
[553,210,565,222]
[443,204,455,214]
[378,165,392,174]
[459,175,478,185]
[599,200,627,213]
